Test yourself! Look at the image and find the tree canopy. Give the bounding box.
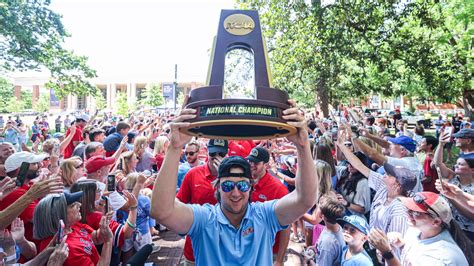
[1,0,98,98]
[239,0,473,116]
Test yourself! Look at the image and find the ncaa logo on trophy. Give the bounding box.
[180,9,296,140]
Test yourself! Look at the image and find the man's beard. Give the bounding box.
[187,157,197,164]
[25,169,39,180]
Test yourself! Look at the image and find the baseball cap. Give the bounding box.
[76,114,90,122]
[64,191,83,205]
[218,156,251,179]
[5,152,49,172]
[387,135,417,153]
[337,215,369,235]
[53,132,64,139]
[383,162,417,192]
[207,139,228,154]
[452,128,474,139]
[85,156,116,174]
[399,192,452,225]
[247,147,270,163]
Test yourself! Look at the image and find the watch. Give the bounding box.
[382,250,394,260]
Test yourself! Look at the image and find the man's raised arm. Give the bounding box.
[150,109,195,235]
[275,100,318,226]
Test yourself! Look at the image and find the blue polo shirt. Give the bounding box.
[188,200,287,265]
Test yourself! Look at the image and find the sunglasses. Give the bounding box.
[412,193,440,218]
[209,152,226,158]
[185,151,196,156]
[220,180,251,193]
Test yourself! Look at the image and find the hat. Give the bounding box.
[85,156,116,174]
[337,215,369,235]
[383,162,417,192]
[207,139,229,154]
[218,156,251,179]
[64,191,83,205]
[247,147,270,163]
[76,114,90,122]
[452,129,474,139]
[53,132,64,139]
[387,135,417,153]
[5,152,49,172]
[399,192,452,224]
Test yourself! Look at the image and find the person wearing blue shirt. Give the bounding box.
[103,122,130,156]
[1,121,20,150]
[177,141,204,191]
[338,215,373,266]
[151,104,318,265]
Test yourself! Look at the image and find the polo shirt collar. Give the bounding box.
[254,171,271,191]
[204,163,216,181]
[216,203,252,228]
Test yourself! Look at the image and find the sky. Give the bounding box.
[43,0,235,83]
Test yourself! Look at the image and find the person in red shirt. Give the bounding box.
[247,147,290,265]
[64,115,89,159]
[34,191,114,266]
[176,139,228,264]
[419,135,439,193]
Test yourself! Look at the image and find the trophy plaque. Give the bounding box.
[181,9,296,140]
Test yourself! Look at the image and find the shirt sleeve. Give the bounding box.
[176,171,192,203]
[353,178,371,214]
[261,200,289,231]
[368,170,385,191]
[187,204,212,237]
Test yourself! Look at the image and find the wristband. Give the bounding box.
[382,250,394,260]
[126,219,136,229]
[129,205,138,210]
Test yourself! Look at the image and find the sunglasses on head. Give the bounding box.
[209,152,226,158]
[220,180,250,193]
[185,151,196,156]
[412,193,440,218]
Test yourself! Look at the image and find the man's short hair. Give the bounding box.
[84,142,104,159]
[116,122,130,133]
[89,128,105,141]
[424,135,438,150]
[366,115,375,125]
[186,140,200,150]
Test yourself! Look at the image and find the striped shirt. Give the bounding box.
[368,170,410,260]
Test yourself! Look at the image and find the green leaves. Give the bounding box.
[1,0,97,98]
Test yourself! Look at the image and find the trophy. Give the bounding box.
[181,9,296,140]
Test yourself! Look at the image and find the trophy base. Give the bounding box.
[180,119,296,140]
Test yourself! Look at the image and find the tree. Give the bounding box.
[94,93,107,111]
[34,93,50,113]
[142,83,165,107]
[117,92,129,117]
[0,77,14,112]
[6,97,24,114]
[239,0,473,116]
[1,0,98,98]
[21,90,33,109]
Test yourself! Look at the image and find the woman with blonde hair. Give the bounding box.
[60,156,85,190]
[117,151,138,176]
[134,136,155,172]
[153,136,169,171]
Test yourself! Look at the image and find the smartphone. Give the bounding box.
[107,174,116,192]
[435,166,445,193]
[16,162,29,187]
[101,196,109,214]
[57,219,65,245]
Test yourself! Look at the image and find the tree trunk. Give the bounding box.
[463,89,473,119]
[316,78,329,117]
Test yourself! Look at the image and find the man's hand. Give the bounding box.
[0,177,16,200]
[119,136,129,151]
[168,108,196,149]
[439,130,450,144]
[69,124,77,136]
[26,177,64,200]
[283,100,308,147]
[122,190,138,209]
[436,179,462,200]
[368,229,392,253]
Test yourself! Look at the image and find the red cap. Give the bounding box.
[85,156,116,174]
[399,192,452,224]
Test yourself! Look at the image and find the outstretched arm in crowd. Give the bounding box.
[358,127,390,149]
[60,124,77,153]
[275,100,318,226]
[97,216,113,266]
[11,218,36,259]
[436,179,474,221]
[432,131,455,179]
[349,127,386,166]
[0,178,63,229]
[336,130,371,177]
[150,109,196,234]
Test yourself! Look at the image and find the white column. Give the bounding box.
[111,84,117,111]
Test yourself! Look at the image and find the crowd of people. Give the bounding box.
[0,102,472,266]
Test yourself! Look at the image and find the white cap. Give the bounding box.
[77,114,90,122]
[5,152,49,172]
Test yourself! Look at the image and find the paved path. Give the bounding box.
[149,230,307,265]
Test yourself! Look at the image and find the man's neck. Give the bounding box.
[189,160,201,168]
[347,244,364,256]
[253,172,266,185]
[420,227,442,240]
[220,204,248,229]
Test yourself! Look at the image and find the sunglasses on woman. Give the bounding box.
[220,180,251,193]
[209,152,226,158]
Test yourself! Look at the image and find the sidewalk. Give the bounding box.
[149,230,306,265]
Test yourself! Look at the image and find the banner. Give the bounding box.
[50,89,60,107]
[162,83,174,99]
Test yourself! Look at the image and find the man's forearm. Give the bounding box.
[353,138,386,165]
[275,228,290,262]
[0,193,34,229]
[97,240,112,266]
[365,132,390,148]
[151,146,181,220]
[295,143,317,208]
